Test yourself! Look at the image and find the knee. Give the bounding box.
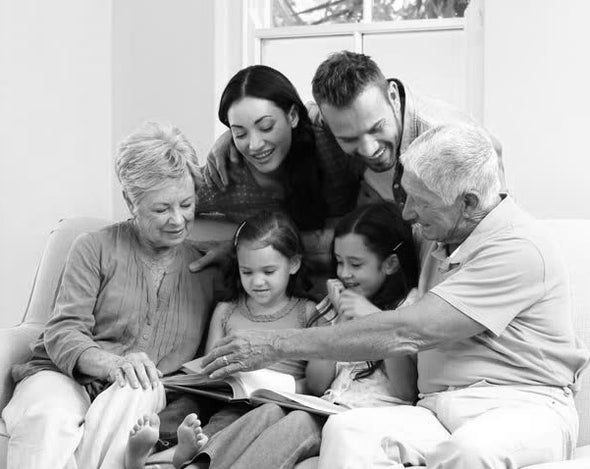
[429,434,504,468]
[283,410,313,425]
[257,403,288,421]
[21,400,85,429]
[322,413,358,440]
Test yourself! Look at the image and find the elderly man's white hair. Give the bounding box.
[115,121,199,204]
[400,124,501,211]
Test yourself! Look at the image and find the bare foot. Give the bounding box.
[173,413,209,469]
[125,413,160,469]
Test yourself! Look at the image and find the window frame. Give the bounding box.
[244,0,465,64]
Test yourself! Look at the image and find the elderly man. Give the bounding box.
[202,124,589,468]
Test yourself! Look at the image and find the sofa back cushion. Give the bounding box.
[543,220,590,446]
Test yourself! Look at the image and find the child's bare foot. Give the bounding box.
[172,413,208,468]
[125,413,160,469]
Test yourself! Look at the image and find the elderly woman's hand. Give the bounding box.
[107,352,162,390]
[201,330,282,379]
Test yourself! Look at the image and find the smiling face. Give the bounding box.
[334,233,395,298]
[128,173,195,251]
[227,96,298,174]
[320,84,401,172]
[401,170,464,244]
[237,242,301,308]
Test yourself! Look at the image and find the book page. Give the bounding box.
[236,369,296,397]
[180,356,206,375]
[249,389,345,416]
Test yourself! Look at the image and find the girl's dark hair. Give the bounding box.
[333,202,419,310]
[218,65,327,231]
[223,210,308,300]
[315,202,419,380]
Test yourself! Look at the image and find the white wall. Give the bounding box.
[0,0,113,327]
[0,0,217,327]
[111,0,216,220]
[480,0,590,218]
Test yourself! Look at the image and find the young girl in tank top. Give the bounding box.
[204,209,316,390]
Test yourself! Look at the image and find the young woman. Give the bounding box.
[191,65,365,275]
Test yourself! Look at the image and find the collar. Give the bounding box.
[430,194,517,269]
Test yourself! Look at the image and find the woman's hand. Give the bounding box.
[107,352,162,390]
[189,239,233,272]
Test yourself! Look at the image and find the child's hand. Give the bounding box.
[337,290,381,322]
[326,279,345,312]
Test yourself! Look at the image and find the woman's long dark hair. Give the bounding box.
[312,202,419,380]
[218,65,327,231]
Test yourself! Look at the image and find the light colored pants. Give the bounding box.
[2,370,166,469]
[318,384,579,469]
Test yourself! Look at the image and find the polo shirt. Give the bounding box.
[416,196,589,394]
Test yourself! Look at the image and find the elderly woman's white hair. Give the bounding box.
[400,124,501,211]
[115,121,200,203]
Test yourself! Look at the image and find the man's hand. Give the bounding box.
[203,131,242,190]
[189,239,233,272]
[107,352,162,390]
[201,330,282,379]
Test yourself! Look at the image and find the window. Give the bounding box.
[270,0,470,27]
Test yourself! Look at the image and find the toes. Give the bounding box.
[181,413,199,426]
[148,413,160,428]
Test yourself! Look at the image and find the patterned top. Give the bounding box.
[218,296,314,379]
[13,221,224,386]
[196,126,365,224]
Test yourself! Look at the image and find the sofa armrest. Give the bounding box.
[0,323,43,410]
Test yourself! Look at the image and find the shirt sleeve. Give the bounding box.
[430,238,546,336]
[43,232,103,378]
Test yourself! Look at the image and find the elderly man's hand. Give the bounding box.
[336,290,381,322]
[108,352,162,390]
[201,330,283,379]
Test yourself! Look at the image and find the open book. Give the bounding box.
[163,357,344,416]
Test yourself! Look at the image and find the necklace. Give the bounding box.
[239,296,300,323]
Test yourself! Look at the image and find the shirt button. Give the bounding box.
[143,334,149,340]
[394,184,400,189]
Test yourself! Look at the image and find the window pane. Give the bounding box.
[271,0,364,27]
[270,0,470,27]
[372,0,470,22]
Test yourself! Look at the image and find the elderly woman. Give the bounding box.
[1,122,223,469]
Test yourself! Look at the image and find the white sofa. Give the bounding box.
[1,217,589,469]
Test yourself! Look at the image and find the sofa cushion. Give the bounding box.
[543,220,590,446]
